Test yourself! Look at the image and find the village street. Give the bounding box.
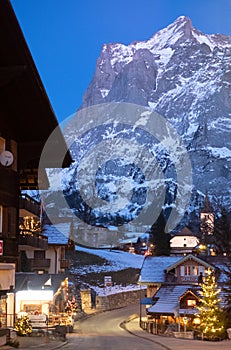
[65,304,231,350]
[12,303,231,350]
[64,304,165,350]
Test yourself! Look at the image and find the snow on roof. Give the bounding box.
[42,223,71,245]
[138,256,181,284]
[15,272,66,292]
[148,284,198,314]
[148,283,226,314]
[118,237,138,245]
[171,227,194,237]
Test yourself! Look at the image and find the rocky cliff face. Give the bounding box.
[80,16,231,215]
[44,16,231,237]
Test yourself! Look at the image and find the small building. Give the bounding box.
[170,227,199,256]
[147,284,200,331]
[200,192,214,238]
[138,253,224,332]
[15,273,68,317]
[42,222,73,274]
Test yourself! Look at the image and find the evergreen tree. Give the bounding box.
[14,316,32,336]
[213,207,231,255]
[196,268,225,339]
[149,211,170,256]
[65,296,78,314]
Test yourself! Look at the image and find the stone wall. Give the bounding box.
[80,289,92,311]
[173,331,194,339]
[96,289,146,312]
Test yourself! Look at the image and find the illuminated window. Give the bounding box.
[192,266,199,275]
[187,299,196,307]
[184,266,191,275]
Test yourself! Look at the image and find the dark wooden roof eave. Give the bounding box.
[0,0,72,168]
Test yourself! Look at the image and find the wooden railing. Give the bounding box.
[29,258,51,268]
[18,232,48,250]
[19,194,40,217]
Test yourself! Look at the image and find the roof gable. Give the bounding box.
[15,272,66,293]
[42,223,71,245]
[166,254,212,273]
[148,284,199,315]
[172,227,194,237]
[139,256,182,284]
[179,289,199,301]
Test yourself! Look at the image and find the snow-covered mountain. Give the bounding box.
[45,16,231,238]
[80,16,231,212]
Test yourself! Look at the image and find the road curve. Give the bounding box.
[64,304,164,350]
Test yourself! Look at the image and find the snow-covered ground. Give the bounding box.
[75,245,145,270]
[73,245,145,296]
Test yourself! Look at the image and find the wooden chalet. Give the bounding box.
[0,0,72,266]
[170,227,199,256]
[138,254,226,334]
[0,0,72,327]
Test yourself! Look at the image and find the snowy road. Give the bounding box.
[63,304,164,350]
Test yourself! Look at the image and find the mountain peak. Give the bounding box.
[171,15,193,37]
[150,15,195,48]
[174,15,192,26]
[79,14,231,225]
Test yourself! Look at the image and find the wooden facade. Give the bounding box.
[0,0,72,270]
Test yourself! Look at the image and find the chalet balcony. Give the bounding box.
[18,232,48,250]
[60,259,70,269]
[19,194,40,217]
[29,258,51,269]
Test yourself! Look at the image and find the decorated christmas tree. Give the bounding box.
[65,296,78,314]
[196,268,225,339]
[14,315,32,336]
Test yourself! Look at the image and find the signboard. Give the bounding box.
[104,276,113,287]
[28,314,47,328]
[0,240,3,255]
[181,276,197,283]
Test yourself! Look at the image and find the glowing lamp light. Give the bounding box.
[15,290,53,315]
[193,317,200,325]
[16,290,53,301]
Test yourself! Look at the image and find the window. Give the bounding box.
[187,299,196,307]
[60,246,65,260]
[184,265,191,275]
[192,266,199,275]
[34,250,45,259]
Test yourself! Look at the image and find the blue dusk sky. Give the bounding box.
[11,0,231,123]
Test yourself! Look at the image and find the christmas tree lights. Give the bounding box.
[196,268,225,339]
[14,315,32,336]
